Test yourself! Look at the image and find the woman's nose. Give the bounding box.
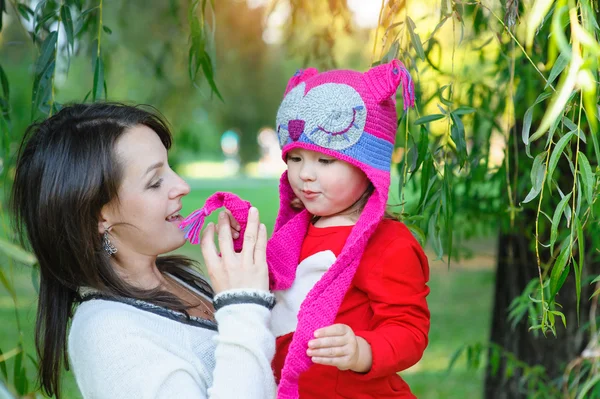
[170,174,191,198]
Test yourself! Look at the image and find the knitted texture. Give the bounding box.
[179,192,251,250]
[269,59,416,399]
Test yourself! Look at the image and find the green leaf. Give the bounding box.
[575,216,583,318]
[17,4,34,22]
[549,310,566,328]
[450,113,467,166]
[102,25,112,34]
[0,267,14,297]
[550,3,572,59]
[446,345,465,373]
[0,237,37,265]
[442,163,453,267]
[548,131,574,182]
[582,105,600,162]
[532,12,580,141]
[523,153,546,204]
[549,243,571,300]
[0,62,8,102]
[199,51,223,101]
[412,126,429,176]
[34,10,57,35]
[522,92,553,146]
[489,346,500,376]
[439,84,453,107]
[407,16,425,60]
[381,40,399,64]
[550,192,571,252]
[414,114,445,125]
[578,152,594,206]
[60,5,74,53]
[0,0,5,32]
[26,354,38,369]
[92,56,104,102]
[13,348,25,395]
[428,207,443,260]
[577,373,600,399]
[0,347,7,380]
[406,224,426,245]
[545,51,569,90]
[453,106,476,115]
[526,0,554,49]
[31,31,58,119]
[580,70,599,137]
[80,6,100,19]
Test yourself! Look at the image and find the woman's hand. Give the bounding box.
[200,207,269,294]
[307,324,373,373]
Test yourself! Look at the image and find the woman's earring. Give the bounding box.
[102,231,117,256]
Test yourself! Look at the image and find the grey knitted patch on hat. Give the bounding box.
[302,83,366,150]
[276,82,367,151]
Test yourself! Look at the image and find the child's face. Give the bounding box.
[286,148,370,218]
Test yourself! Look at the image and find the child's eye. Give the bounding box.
[288,156,301,163]
[319,158,335,165]
[148,178,163,189]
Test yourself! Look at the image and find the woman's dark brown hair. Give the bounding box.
[10,103,207,398]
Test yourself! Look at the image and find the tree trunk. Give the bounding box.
[484,224,598,398]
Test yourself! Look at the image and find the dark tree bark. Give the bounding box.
[485,232,598,398]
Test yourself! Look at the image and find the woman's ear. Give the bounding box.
[98,206,112,235]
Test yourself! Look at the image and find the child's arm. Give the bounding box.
[351,236,430,378]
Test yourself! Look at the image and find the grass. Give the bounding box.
[0,178,495,398]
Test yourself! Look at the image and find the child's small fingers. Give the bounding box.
[314,324,349,338]
[311,357,350,369]
[224,209,241,231]
[307,346,350,358]
[308,336,346,349]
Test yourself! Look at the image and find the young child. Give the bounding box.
[266,60,431,399]
[180,59,430,399]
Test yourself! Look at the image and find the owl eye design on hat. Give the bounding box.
[276,82,367,151]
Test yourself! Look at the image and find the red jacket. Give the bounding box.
[272,219,430,398]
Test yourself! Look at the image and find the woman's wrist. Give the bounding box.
[213,289,275,311]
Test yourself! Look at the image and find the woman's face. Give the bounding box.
[101,125,190,258]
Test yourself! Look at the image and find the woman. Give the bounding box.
[11,103,276,399]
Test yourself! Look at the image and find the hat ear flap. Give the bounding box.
[364,59,415,110]
[284,68,319,96]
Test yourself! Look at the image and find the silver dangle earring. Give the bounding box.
[102,231,117,256]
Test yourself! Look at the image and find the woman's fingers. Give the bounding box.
[241,207,259,266]
[200,223,222,282]
[217,211,236,263]
[254,223,267,264]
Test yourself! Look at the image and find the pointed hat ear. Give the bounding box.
[364,59,416,110]
[283,68,319,96]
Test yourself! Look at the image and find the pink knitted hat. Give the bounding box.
[268,59,415,399]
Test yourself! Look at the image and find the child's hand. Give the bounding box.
[222,209,241,239]
[307,324,373,373]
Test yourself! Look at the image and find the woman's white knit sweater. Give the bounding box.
[68,293,276,399]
